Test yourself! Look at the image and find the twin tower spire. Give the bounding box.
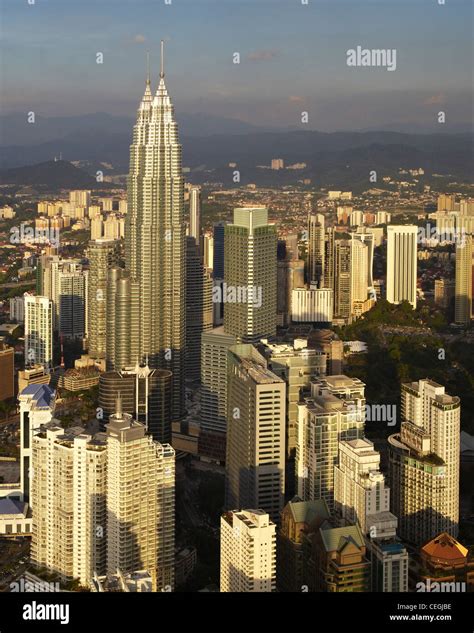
[141,40,169,110]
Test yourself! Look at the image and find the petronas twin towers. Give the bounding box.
[107,44,186,420]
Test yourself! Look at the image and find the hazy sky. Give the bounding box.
[1,0,472,130]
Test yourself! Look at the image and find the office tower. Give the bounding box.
[386,225,418,310]
[259,338,326,457]
[9,295,25,323]
[455,234,473,325]
[106,268,140,373]
[69,190,91,208]
[87,239,120,360]
[334,438,390,534]
[106,401,175,591]
[99,364,172,444]
[418,533,474,591]
[185,236,213,381]
[323,227,335,290]
[24,294,53,371]
[304,523,371,592]
[277,497,330,592]
[388,379,460,545]
[353,227,374,289]
[334,439,409,592]
[0,342,14,401]
[291,287,333,323]
[113,46,186,421]
[31,425,107,587]
[224,207,277,343]
[57,262,88,339]
[350,238,369,313]
[199,327,236,462]
[307,213,325,287]
[202,234,214,270]
[189,185,201,244]
[225,345,285,522]
[220,509,276,592]
[333,240,351,319]
[19,384,55,505]
[277,258,304,326]
[296,375,366,511]
[434,278,455,309]
[213,221,226,279]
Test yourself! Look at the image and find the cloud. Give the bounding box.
[133,34,147,44]
[247,49,278,62]
[423,93,446,105]
[289,95,304,104]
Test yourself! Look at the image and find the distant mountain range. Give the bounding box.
[0,112,472,189]
[0,160,111,190]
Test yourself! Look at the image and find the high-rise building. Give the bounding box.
[69,190,91,209]
[9,295,25,323]
[185,237,213,381]
[24,294,53,371]
[19,383,55,506]
[333,240,351,320]
[386,225,418,310]
[224,207,277,343]
[31,425,107,588]
[353,227,374,289]
[307,214,325,287]
[57,262,88,339]
[99,364,172,444]
[189,185,201,244]
[323,227,335,291]
[291,286,333,323]
[455,234,473,325]
[220,509,276,592]
[388,379,460,545]
[212,221,226,279]
[225,345,285,523]
[87,239,120,360]
[277,497,330,592]
[106,401,175,591]
[199,327,236,462]
[277,258,304,326]
[296,375,365,511]
[434,278,455,309]
[112,45,186,420]
[0,342,14,401]
[259,338,326,456]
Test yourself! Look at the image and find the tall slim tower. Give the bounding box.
[189,185,201,245]
[24,294,53,371]
[224,207,277,343]
[386,225,418,309]
[455,234,473,325]
[118,43,186,420]
[307,213,325,287]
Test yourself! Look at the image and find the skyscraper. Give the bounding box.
[188,185,201,244]
[386,225,418,310]
[220,509,276,592]
[225,345,285,523]
[24,294,53,371]
[333,240,351,320]
[307,213,325,287]
[388,379,460,545]
[111,43,186,420]
[106,400,175,591]
[455,234,473,325]
[296,375,366,511]
[224,207,277,343]
[87,239,120,360]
